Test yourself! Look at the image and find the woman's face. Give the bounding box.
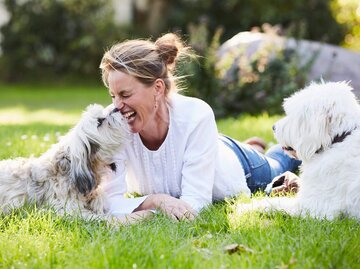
[108,70,159,134]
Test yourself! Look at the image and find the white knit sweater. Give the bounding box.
[103,93,250,215]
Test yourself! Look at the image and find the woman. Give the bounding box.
[100,33,300,221]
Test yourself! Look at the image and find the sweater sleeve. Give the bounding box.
[180,104,218,212]
[102,154,147,216]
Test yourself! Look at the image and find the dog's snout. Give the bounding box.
[272,125,276,132]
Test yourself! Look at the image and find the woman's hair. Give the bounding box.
[100,33,191,94]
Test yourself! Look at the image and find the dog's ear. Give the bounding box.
[68,132,99,196]
[295,109,332,161]
[72,140,97,195]
[73,161,96,195]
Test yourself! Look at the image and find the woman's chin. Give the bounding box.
[128,121,142,134]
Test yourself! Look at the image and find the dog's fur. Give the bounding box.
[237,81,360,219]
[0,104,129,221]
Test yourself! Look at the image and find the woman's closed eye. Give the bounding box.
[120,92,132,99]
[110,93,131,100]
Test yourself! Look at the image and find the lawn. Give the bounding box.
[0,83,359,269]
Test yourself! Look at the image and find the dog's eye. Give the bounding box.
[97,118,105,127]
[283,146,294,151]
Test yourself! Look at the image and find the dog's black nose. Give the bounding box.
[111,107,119,114]
[272,125,276,132]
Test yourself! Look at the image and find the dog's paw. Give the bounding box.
[235,202,252,216]
[236,199,270,215]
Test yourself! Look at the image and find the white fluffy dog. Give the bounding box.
[237,81,360,219]
[0,104,129,221]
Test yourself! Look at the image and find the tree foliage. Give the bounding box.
[167,0,346,45]
[0,0,130,81]
[331,0,360,51]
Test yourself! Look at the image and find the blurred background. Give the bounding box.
[0,0,359,117]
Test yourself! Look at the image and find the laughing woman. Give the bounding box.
[100,33,300,221]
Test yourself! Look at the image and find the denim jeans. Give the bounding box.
[220,135,301,193]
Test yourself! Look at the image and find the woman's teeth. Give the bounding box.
[123,111,136,120]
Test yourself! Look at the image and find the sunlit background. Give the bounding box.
[0,0,359,118]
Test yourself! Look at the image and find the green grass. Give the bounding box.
[0,83,359,269]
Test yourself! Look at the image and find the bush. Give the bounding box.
[0,0,131,81]
[180,23,315,117]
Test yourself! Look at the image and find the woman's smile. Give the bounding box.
[123,110,137,123]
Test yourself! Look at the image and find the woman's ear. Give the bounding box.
[154,78,165,96]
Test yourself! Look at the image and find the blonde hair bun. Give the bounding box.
[155,33,185,67]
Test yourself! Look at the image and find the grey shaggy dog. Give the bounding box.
[0,104,129,222]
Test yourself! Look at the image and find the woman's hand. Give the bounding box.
[265,171,301,196]
[135,194,197,221]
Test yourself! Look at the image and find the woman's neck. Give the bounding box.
[139,101,169,150]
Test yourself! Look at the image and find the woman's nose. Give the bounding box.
[113,97,124,110]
